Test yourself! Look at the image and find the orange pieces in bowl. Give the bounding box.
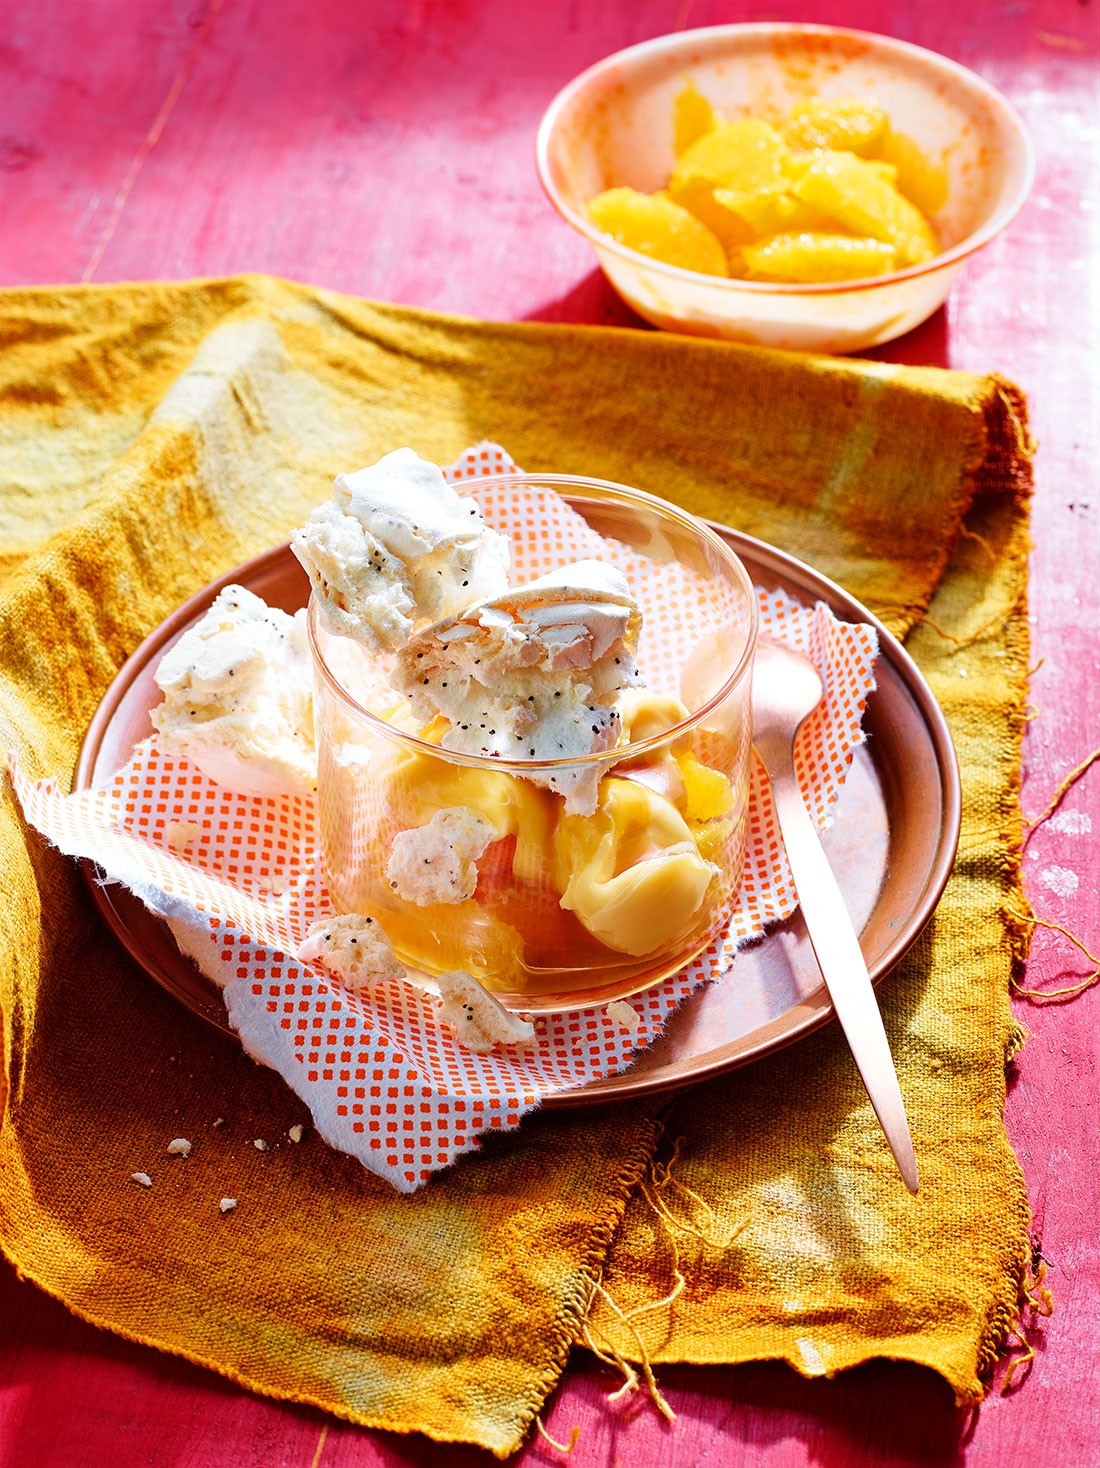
[587,187,730,277]
[782,96,889,156]
[743,233,897,283]
[587,91,945,284]
[791,150,938,266]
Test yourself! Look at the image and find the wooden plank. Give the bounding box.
[1,0,1097,1463]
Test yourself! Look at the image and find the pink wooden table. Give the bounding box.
[2,2,1097,1463]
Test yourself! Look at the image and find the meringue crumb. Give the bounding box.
[297,913,404,993]
[436,969,536,1052]
[603,1001,641,1031]
[288,1124,305,1143]
[253,1139,268,1152]
[165,820,202,851]
[256,872,288,896]
[131,1172,152,1188]
[386,807,495,906]
[219,1197,237,1213]
[167,1137,192,1156]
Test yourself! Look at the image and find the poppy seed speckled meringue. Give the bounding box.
[291,448,510,653]
[151,584,315,798]
[391,559,643,815]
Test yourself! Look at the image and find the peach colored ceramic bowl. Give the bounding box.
[536,24,1034,353]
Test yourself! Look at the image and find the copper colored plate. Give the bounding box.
[76,531,960,1107]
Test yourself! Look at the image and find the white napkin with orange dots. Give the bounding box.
[9,445,877,1191]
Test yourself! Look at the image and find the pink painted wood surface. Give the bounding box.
[1,1,1098,1464]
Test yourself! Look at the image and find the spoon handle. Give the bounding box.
[764,754,920,1194]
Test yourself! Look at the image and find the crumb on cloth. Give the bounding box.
[165,820,202,851]
[603,1000,641,1031]
[436,970,537,1052]
[296,913,405,992]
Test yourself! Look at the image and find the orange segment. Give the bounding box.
[588,187,730,276]
[674,80,722,155]
[713,185,830,237]
[879,128,949,216]
[782,96,889,156]
[666,177,756,256]
[743,232,897,282]
[792,151,939,265]
[669,118,788,196]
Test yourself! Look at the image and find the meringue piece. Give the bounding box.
[603,1000,641,1031]
[296,913,405,992]
[387,751,555,885]
[291,448,510,652]
[435,969,537,1051]
[386,806,496,906]
[151,584,315,798]
[554,778,717,956]
[291,500,415,650]
[391,559,643,815]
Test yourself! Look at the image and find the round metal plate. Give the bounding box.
[76,528,960,1106]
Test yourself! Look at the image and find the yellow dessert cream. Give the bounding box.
[315,688,745,998]
[554,776,716,958]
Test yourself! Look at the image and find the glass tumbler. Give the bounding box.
[308,474,757,1013]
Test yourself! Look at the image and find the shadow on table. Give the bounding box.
[861,306,951,370]
[524,269,953,371]
[522,271,649,330]
[625,1357,975,1466]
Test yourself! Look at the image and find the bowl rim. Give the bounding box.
[535,21,1036,297]
[307,470,760,770]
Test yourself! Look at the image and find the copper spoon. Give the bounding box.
[752,636,919,1193]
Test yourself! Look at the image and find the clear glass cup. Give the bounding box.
[308,474,758,1013]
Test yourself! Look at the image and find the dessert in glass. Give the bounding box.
[305,468,758,1013]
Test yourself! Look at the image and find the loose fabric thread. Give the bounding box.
[1009,745,1100,1002]
[579,1132,747,1422]
[1000,1259,1054,1393]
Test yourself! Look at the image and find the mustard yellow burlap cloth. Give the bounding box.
[0,277,1033,1456]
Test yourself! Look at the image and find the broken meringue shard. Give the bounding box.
[391,559,643,814]
[435,969,536,1052]
[386,806,496,906]
[151,584,315,798]
[291,448,510,653]
[296,912,405,992]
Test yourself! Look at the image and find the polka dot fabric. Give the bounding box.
[9,447,878,1192]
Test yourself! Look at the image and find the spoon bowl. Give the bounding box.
[752,636,825,757]
[751,636,919,1192]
